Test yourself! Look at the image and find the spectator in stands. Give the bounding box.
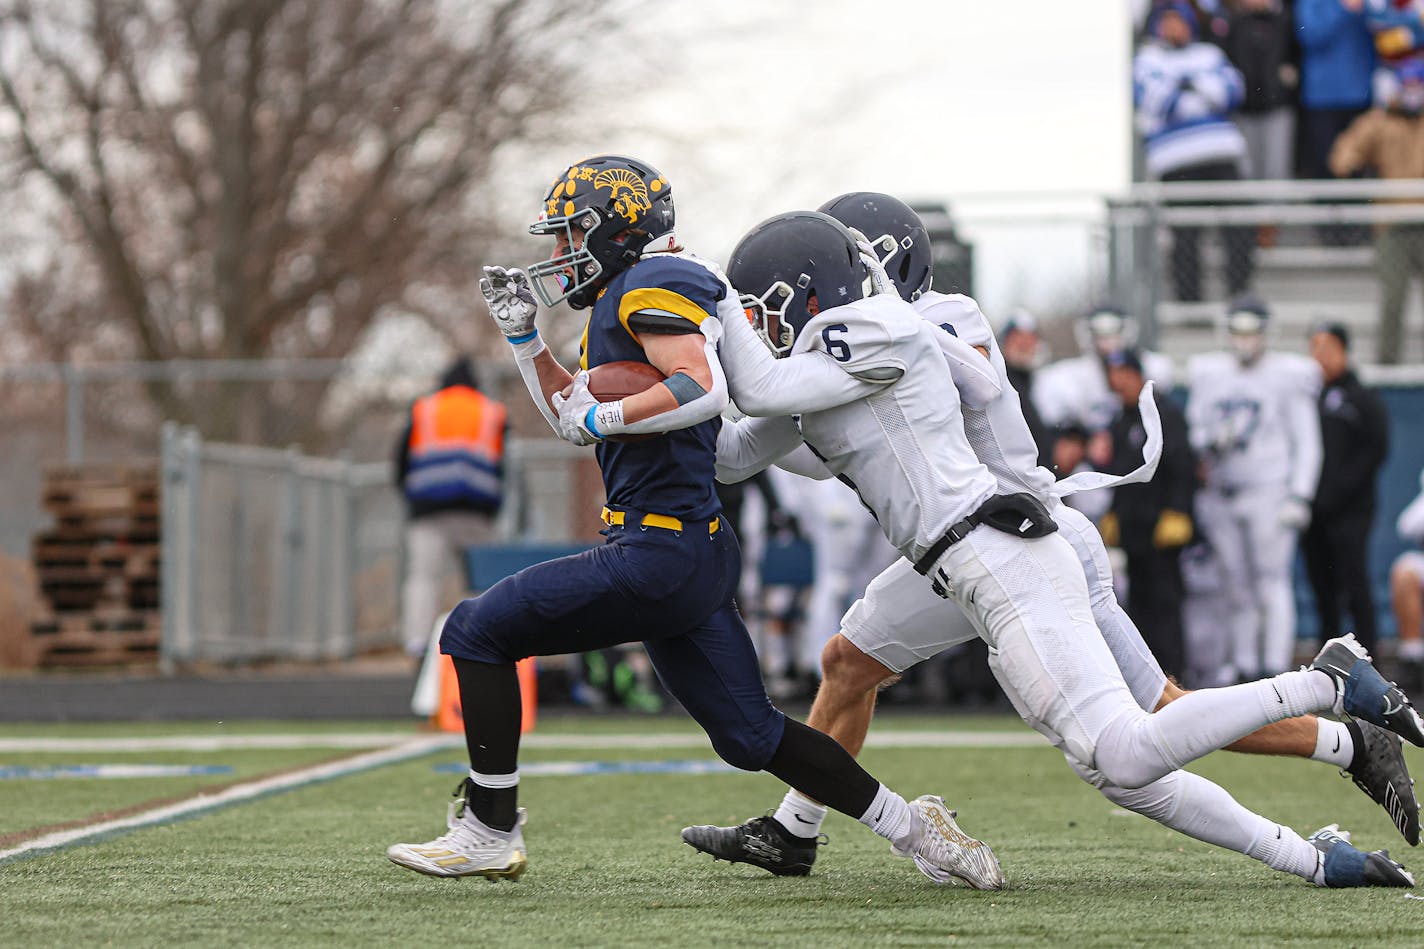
[1134,1,1255,301]
[1303,323,1390,653]
[1097,349,1198,679]
[1392,470,1424,691]
[1366,1,1424,75]
[394,356,507,661]
[1298,1,1377,181]
[998,309,1052,467]
[1218,0,1299,186]
[1329,57,1424,363]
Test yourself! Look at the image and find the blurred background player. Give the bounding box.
[1187,296,1323,680]
[795,477,899,697]
[1032,303,1174,434]
[1133,1,1253,301]
[998,309,1053,468]
[1392,469,1424,692]
[1098,348,1198,681]
[1304,322,1390,654]
[394,356,507,662]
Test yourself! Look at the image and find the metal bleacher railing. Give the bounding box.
[1107,178,1424,366]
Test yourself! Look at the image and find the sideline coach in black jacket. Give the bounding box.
[1099,349,1197,680]
[1304,323,1389,651]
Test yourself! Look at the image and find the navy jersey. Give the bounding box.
[581,254,725,520]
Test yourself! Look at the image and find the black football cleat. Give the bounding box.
[1309,634,1424,747]
[680,816,824,877]
[1308,824,1415,888]
[1343,720,1420,846]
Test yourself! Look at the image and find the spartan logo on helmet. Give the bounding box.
[594,168,653,224]
[527,155,674,310]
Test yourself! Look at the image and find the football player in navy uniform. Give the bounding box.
[386,156,1000,887]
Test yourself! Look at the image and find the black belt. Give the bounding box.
[913,492,1059,576]
[914,514,984,575]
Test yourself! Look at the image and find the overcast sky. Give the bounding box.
[501,1,1135,317]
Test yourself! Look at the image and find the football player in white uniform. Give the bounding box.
[684,202,1420,888]
[1032,304,1175,433]
[1187,297,1323,680]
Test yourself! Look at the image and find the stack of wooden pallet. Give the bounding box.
[29,465,161,666]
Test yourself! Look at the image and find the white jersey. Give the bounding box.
[913,291,1057,502]
[1033,350,1175,432]
[912,291,1164,505]
[716,293,999,565]
[1186,351,1323,500]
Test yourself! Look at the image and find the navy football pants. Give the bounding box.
[441,515,786,771]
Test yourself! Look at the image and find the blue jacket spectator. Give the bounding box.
[1134,2,1248,178]
[1298,0,1377,111]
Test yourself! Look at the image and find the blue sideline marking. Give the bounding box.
[0,764,235,780]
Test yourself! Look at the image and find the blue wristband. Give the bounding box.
[583,406,601,437]
[507,329,539,345]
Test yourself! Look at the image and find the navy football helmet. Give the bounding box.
[817,192,932,302]
[526,155,675,309]
[726,211,869,357]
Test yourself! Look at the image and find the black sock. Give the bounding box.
[453,658,522,831]
[763,718,878,818]
[1346,719,1367,774]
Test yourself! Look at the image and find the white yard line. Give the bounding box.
[0,729,1043,753]
[0,734,451,865]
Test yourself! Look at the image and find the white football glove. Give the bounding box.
[1278,496,1312,530]
[480,266,538,339]
[550,370,605,446]
[848,229,895,297]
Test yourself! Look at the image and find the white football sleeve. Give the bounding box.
[931,326,1002,409]
[715,414,805,484]
[617,318,729,435]
[510,334,560,434]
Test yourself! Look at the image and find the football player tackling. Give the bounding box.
[385,156,1002,888]
[685,202,1420,888]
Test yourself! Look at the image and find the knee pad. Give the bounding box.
[439,598,510,664]
[1065,752,1181,824]
[1090,712,1173,790]
[708,730,776,772]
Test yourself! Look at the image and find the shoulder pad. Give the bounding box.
[1188,352,1234,382]
[618,256,727,330]
[795,296,917,381]
[1143,351,1175,387]
[913,292,994,349]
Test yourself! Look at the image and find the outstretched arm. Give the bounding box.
[715,414,805,484]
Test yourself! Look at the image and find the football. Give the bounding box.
[563,360,667,442]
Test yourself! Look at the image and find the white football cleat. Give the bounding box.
[894,794,1004,890]
[387,797,527,880]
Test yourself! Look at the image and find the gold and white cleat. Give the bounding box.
[895,794,1004,890]
[387,799,528,880]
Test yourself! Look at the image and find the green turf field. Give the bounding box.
[3,714,1423,947]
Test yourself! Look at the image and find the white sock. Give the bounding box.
[858,783,913,849]
[1245,820,1324,883]
[774,789,827,839]
[1142,670,1339,775]
[1137,771,1320,882]
[1400,639,1424,662]
[1311,719,1355,768]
